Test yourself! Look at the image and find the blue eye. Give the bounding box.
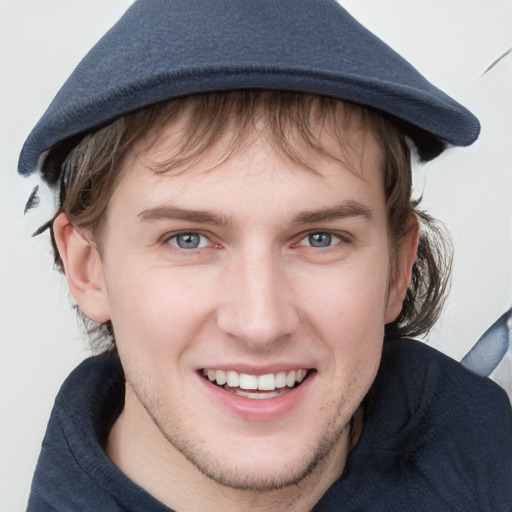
[168,232,208,249]
[301,232,340,248]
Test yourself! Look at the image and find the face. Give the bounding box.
[77,114,412,492]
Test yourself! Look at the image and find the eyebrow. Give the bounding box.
[137,200,373,226]
[292,201,373,224]
[137,206,232,226]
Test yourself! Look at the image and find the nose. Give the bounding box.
[216,247,299,350]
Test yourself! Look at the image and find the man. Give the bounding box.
[19,1,511,510]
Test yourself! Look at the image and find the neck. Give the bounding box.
[106,387,355,512]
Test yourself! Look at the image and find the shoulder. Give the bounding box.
[376,338,511,422]
[27,354,127,511]
[364,338,512,510]
[372,338,512,447]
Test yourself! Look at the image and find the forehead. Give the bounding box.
[108,103,387,222]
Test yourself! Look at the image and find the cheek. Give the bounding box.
[104,261,216,357]
[301,258,391,331]
[299,260,389,374]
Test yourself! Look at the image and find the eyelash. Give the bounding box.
[165,231,212,250]
[164,230,349,252]
[296,231,344,249]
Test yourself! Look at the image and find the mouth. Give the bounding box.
[200,368,312,399]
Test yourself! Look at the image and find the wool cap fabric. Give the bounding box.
[18,0,480,181]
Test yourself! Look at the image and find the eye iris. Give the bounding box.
[309,233,331,247]
[177,233,200,249]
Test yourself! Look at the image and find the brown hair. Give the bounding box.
[48,90,451,351]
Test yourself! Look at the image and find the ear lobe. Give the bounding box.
[384,220,420,324]
[53,213,111,323]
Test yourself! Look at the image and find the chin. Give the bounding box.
[161,417,350,492]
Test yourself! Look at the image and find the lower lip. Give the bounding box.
[198,372,315,422]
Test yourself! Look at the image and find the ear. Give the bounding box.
[384,218,419,324]
[53,213,111,323]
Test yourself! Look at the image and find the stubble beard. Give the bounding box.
[133,383,355,493]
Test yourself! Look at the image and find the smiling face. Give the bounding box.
[55,103,417,508]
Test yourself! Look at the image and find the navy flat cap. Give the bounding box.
[18,0,480,181]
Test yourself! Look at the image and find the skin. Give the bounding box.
[54,113,418,512]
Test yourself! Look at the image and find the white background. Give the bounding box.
[1,1,511,510]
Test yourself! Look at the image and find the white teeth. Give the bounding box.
[275,372,287,388]
[258,373,276,391]
[226,371,239,387]
[215,369,227,386]
[203,368,309,391]
[296,369,307,383]
[236,389,282,399]
[286,370,296,387]
[239,373,258,390]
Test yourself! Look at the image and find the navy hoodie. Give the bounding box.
[26,339,512,511]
